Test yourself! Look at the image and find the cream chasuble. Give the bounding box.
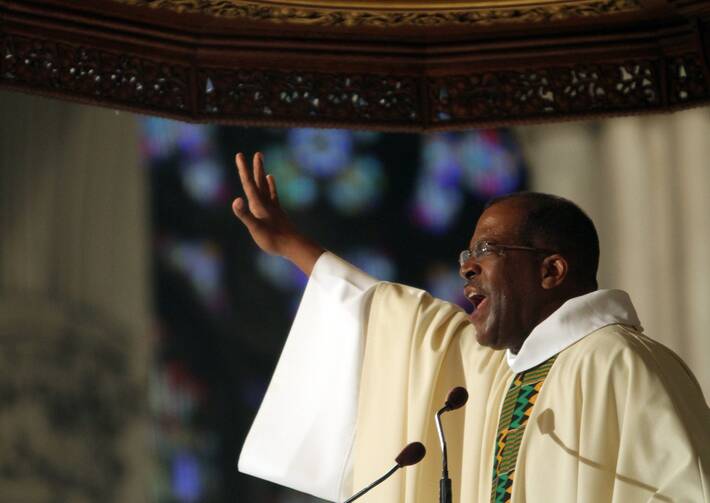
[239,253,710,503]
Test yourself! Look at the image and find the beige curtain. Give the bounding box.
[516,107,710,401]
[0,90,150,502]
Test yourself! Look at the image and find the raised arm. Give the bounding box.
[234,155,380,502]
[231,152,324,275]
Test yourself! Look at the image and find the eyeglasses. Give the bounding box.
[459,241,557,266]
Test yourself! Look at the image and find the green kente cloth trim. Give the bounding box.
[491,354,557,503]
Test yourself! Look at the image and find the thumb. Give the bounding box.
[232,197,258,228]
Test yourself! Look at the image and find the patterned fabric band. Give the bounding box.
[491,354,558,503]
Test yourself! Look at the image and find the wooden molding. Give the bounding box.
[2,0,709,130]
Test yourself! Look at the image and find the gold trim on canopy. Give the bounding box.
[111,0,641,26]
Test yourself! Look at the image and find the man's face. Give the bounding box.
[460,201,544,351]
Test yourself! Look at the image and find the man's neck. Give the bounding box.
[509,287,598,355]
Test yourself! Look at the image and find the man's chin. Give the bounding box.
[474,329,504,349]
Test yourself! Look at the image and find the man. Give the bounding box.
[232,152,709,502]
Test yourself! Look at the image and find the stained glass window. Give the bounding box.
[141,121,528,502]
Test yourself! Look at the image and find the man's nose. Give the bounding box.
[459,260,480,281]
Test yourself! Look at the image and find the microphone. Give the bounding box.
[343,442,426,503]
[435,386,469,503]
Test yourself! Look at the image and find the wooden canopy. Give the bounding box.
[1,0,709,130]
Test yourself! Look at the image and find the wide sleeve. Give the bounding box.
[237,252,378,502]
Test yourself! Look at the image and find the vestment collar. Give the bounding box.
[506,289,642,373]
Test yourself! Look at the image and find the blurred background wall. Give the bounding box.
[0,91,151,501]
[0,88,707,502]
[517,113,710,399]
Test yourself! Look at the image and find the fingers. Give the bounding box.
[232,197,257,227]
[235,152,266,213]
[231,196,248,218]
[253,152,268,195]
[266,174,279,203]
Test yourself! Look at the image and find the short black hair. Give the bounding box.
[485,192,599,288]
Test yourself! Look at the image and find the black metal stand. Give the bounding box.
[439,476,452,503]
[343,465,399,503]
[436,407,454,503]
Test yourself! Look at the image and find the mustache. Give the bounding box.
[464,279,487,295]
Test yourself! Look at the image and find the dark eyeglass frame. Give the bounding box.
[459,241,557,266]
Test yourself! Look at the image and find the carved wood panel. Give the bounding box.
[1,33,190,114]
[429,60,661,125]
[199,68,420,128]
[1,0,710,130]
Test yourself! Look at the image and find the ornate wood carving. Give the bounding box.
[1,0,710,130]
[667,55,710,104]
[112,0,642,27]
[430,61,660,125]
[200,69,420,127]
[1,33,190,114]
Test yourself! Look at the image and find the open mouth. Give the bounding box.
[469,294,487,313]
[464,288,488,318]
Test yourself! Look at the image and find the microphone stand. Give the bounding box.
[341,441,425,503]
[343,465,399,503]
[435,406,452,503]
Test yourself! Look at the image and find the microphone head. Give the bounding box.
[444,386,469,411]
[395,442,426,467]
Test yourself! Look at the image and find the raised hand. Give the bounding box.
[232,152,323,275]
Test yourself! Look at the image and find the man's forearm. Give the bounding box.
[280,234,325,277]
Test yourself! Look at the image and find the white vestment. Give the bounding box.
[239,253,710,503]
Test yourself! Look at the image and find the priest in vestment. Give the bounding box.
[231,153,710,503]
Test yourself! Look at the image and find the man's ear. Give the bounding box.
[540,254,568,289]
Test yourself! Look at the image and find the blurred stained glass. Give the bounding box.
[263,147,318,210]
[173,451,202,503]
[259,129,389,216]
[458,131,522,198]
[150,361,203,421]
[141,117,214,161]
[426,263,469,309]
[289,129,352,177]
[411,131,524,233]
[344,247,397,281]
[240,376,269,412]
[150,361,218,503]
[256,252,308,292]
[180,158,229,206]
[423,135,462,189]
[162,239,226,312]
[410,181,464,234]
[327,156,385,215]
[352,131,382,144]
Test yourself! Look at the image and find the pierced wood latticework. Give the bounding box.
[1,0,710,130]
